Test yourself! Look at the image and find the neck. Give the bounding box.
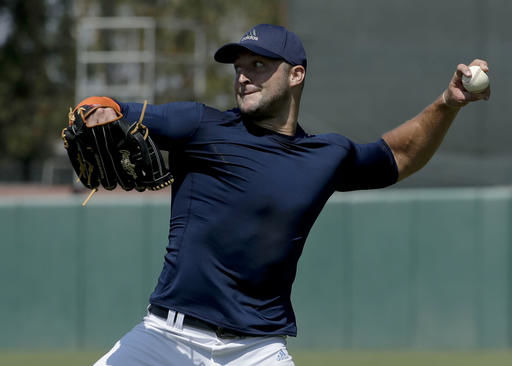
[251,115,297,136]
[245,95,301,136]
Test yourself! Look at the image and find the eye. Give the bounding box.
[254,61,264,68]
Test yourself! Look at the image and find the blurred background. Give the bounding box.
[1,0,511,365]
[0,0,284,185]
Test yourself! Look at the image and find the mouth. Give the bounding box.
[240,87,260,97]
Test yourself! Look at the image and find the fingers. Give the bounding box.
[469,59,489,72]
[448,59,490,106]
[455,59,489,78]
[85,107,118,127]
[455,64,470,81]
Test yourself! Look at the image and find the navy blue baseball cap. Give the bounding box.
[214,24,307,69]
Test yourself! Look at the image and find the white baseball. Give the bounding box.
[462,65,489,93]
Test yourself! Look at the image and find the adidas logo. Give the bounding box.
[241,29,258,42]
[276,349,291,362]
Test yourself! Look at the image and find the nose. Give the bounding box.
[237,71,251,85]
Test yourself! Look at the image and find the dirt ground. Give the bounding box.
[0,184,170,197]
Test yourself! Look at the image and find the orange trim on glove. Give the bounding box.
[75,96,121,113]
[69,97,123,127]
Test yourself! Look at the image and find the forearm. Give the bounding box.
[119,101,201,142]
[382,59,490,181]
[77,98,202,150]
[382,94,460,181]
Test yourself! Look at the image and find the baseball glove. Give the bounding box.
[61,100,173,204]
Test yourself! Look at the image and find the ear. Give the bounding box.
[289,65,306,87]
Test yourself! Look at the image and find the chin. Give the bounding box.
[240,105,258,115]
[240,107,273,122]
[237,101,259,115]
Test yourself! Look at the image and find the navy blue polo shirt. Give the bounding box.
[120,101,398,336]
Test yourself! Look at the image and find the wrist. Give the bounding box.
[441,91,462,110]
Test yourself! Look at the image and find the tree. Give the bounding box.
[0,0,285,182]
[0,0,75,180]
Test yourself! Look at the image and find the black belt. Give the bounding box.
[148,304,251,339]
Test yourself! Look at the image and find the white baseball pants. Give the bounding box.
[93,308,295,366]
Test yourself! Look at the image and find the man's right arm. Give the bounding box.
[119,101,202,144]
[79,97,202,147]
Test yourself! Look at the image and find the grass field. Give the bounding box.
[1,350,511,366]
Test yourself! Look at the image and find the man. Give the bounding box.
[87,24,490,366]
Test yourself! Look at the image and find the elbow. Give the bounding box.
[395,152,432,181]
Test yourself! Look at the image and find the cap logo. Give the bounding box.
[240,29,258,42]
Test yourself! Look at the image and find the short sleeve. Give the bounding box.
[335,138,398,191]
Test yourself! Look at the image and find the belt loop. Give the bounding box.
[166,309,177,327]
[175,313,184,330]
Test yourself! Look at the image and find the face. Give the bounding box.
[233,52,292,120]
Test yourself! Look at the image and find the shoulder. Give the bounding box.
[310,133,391,153]
[304,132,355,151]
[201,106,241,124]
[302,133,395,166]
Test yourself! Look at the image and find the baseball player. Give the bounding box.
[82,24,490,366]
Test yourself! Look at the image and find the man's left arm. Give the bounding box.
[382,59,490,181]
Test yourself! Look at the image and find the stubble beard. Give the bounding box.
[237,88,291,123]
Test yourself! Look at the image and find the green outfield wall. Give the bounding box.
[1,187,511,350]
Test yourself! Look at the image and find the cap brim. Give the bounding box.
[214,43,284,64]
